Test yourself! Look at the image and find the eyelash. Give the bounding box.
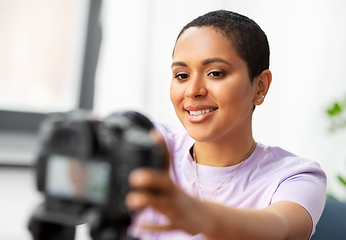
[174,73,190,80]
[208,71,224,78]
[174,70,225,81]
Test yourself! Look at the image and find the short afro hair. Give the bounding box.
[175,10,270,82]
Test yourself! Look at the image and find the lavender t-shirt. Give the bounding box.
[128,122,327,240]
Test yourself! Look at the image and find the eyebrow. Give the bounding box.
[171,58,232,68]
[171,61,188,68]
[202,58,232,66]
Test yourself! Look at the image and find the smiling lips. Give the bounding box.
[188,108,218,116]
[184,106,218,123]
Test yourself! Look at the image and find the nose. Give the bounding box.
[185,74,207,99]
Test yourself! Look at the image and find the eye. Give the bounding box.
[174,73,190,80]
[208,71,224,78]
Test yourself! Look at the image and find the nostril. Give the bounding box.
[185,81,208,98]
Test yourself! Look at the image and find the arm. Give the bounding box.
[126,168,312,240]
[201,200,312,240]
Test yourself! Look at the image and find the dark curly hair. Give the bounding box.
[174,10,270,82]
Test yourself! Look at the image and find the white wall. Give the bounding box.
[95,0,346,199]
[95,0,226,122]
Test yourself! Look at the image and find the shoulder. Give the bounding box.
[250,143,326,193]
[252,143,326,178]
[152,121,194,153]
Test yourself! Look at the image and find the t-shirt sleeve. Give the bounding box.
[271,160,327,236]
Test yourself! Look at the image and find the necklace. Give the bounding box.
[193,142,257,202]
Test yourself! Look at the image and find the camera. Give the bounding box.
[28,110,165,240]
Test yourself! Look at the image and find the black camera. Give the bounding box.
[28,110,165,240]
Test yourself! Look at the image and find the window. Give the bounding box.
[0,0,102,167]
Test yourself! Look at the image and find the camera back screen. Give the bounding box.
[45,154,111,204]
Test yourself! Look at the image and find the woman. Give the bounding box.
[126,10,326,240]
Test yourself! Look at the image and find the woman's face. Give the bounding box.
[170,26,257,143]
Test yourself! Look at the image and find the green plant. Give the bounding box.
[326,96,346,199]
[326,96,346,132]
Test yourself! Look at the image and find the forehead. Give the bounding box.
[173,26,238,61]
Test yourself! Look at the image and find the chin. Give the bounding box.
[184,128,213,142]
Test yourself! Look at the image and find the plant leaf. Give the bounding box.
[337,174,346,187]
[327,103,342,116]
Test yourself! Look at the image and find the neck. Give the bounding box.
[193,135,256,167]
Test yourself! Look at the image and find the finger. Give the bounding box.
[126,189,188,224]
[128,168,172,191]
[126,191,151,210]
[126,187,175,212]
[126,183,205,235]
[141,223,176,232]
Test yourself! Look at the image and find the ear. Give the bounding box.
[253,69,272,106]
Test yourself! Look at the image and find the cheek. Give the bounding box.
[213,81,251,110]
[212,82,238,104]
[170,81,185,106]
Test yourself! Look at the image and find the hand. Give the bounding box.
[126,130,206,234]
[126,167,205,235]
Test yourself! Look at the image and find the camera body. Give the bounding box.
[33,110,164,229]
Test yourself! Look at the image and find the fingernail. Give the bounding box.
[129,195,145,208]
[132,169,149,183]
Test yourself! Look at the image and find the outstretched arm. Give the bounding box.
[126,168,312,240]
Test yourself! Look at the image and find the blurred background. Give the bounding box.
[1,0,346,239]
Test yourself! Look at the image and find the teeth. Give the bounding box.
[189,108,216,116]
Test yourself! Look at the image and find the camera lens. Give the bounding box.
[58,129,79,148]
